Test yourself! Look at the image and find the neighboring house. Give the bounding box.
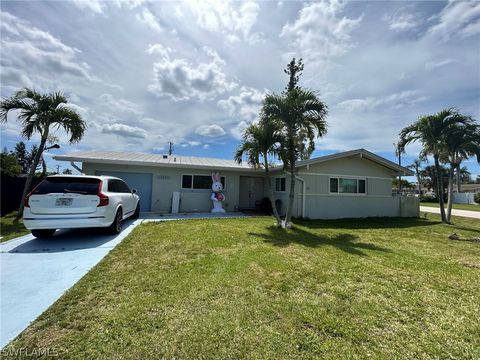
[54,148,418,219]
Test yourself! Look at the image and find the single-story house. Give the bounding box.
[54,148,418,219]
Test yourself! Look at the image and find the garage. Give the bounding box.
[95,171,152,212]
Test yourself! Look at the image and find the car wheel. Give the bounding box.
[108,209,123,234]
[31,229,56,238]
[132,202,140,219]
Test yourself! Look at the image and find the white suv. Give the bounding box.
[23,175,140,238]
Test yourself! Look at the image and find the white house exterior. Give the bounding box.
[54,148,418,219]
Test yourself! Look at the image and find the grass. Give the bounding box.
[0,213,29,242]
[421,201,480,212]
[4,214,480,359]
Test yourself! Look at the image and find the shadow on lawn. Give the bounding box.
[252,226,390,256]
[293,217,440,230]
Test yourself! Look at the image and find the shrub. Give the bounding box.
[420,195,438,203]
[474,193,480,205]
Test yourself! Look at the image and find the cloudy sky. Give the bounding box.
[1,0,479,178]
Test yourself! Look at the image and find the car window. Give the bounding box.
[33,177,100,195]
[118,180,131,193]
[108,179,120,193]
[108,179,131,193]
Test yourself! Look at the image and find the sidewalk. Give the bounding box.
[420,206,480,219]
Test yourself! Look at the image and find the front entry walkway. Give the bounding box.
[420,206,480,219]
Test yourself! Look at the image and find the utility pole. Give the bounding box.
[394,143,402,195]
[168,142,174,156]
[56,165,60,174]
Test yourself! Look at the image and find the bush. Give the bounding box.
[420,195,438,203]
[474,193,480,205]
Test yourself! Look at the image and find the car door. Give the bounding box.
[118,179,136,216]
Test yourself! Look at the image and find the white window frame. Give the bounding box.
[180,173,227,191]
[329,176,367,196]
[275,176,286,193]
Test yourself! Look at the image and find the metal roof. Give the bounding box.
[54,149,413,175]
[294,148,414,176]
[54,151,257,172]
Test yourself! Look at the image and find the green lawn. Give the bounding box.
[421,201,480,212]
[0,213,29,242]
[4,215,480,359]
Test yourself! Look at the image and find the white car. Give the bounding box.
[23,175,140,238]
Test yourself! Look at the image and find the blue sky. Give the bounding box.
[1,0,479,180]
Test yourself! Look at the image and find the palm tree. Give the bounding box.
[407,158,425,195]
[440,118,480,222]
[398,108,468,223]
[261,88,328,227]
[234,121,282,226]
[1,88,86,218]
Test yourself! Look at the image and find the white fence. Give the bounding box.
[453,192,477,204]
[397,196,420,217]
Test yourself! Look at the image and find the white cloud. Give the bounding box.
[425,58,457,71]
[384,12,420,31]
[195,124,226,137]
[0,11,108,89]
[230,120,249,140]
[100,123,148,139]
[72,0,104,14]
[336,90,427,112]
[280,0,362,62]
[147,47,237,101]
[217,86,265,121]
[136,8,162,32]
[112,0,145,10]
[427,1,480,40]
[146,43,172,57]
[99,93,142,116]
[179,140,201,148]
[176,0,261,43]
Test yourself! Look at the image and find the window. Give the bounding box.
[108,179,130,193]
[108,180,120,193]
[117,180,131,193]
[275,177,286,192]
[182,175,192,189]
[181,175,226,190]
[33,177,100,195]
[358,179,366,194]
[340,178,357,193]
[329,178,338,193]
[330,177,367,194]
[193,175,212,190]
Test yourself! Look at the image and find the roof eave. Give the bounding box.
[53,156,261,173]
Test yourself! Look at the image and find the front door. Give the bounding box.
[239,176,264,209]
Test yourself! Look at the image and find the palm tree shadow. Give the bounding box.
[252,226,390,256]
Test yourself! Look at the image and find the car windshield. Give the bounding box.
[33,177,100,195]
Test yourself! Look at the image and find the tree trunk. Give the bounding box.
[446,163,455,223]
[16,134,48,219]
[416,172,422,196]
[456,164,461,193]
[283,155,296,228]
[264,157,282,227]
[41,154,47,177]
[433,155,447,223]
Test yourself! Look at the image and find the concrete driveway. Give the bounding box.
[420,206,480,219]
[0,220,141,348]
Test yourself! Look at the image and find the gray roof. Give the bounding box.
[54,148,413,175]
[54,151,257,172]
[294,148,414,176]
